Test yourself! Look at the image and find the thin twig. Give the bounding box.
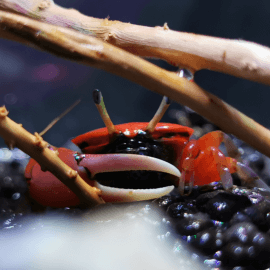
[1,0,270,85]
[39,99,81,136]
[0,106,105,207]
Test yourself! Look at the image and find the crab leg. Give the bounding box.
[198,131,270,190]
[197,131,241,159]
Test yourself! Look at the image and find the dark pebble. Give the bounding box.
[232,187,265,204]
[224,222,258,245]
[222,222,270,268]
[242,201,270,231]
[152,195,181,211]
[166,201,198,219]
[229,212,252,226]
[174,212,213,236]
[196,190,252,222]
[203,258,222,268]
[190,227,224,255]
[221,242,255,267]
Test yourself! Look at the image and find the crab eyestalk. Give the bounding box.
[93,89,117,136]
[145,96,171,133]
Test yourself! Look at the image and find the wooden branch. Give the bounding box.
[1,10,270,160]
[0,106,105,207]
[1,0,270,85]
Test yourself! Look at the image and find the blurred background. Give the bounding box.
[0,0,270,147]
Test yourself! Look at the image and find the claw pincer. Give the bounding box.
[25,146,180,206]
[25,148,94,207]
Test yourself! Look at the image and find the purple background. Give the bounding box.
[1,0,270,148]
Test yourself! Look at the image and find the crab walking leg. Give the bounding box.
[236,161,259,184]
[234,161,270,191]
[197,131,242,161]
[201,131,269,189]
[178,156,194,195]
[77,153,180,181]
[219,167,233,190]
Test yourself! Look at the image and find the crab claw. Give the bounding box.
[26,148,95,208]
[26,148,181,207]
[76,153,181,202]
[76,153,180,179]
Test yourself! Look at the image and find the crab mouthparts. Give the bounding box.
[76,153,180,202]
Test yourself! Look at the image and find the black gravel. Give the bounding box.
[153,185,270,269]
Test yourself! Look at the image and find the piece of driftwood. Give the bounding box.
[1,0,270,85]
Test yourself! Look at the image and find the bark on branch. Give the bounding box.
[1,0,270,85]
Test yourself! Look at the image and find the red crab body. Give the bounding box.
[25,121,238,207]
[72,122,193,166]
[73,122,237,187]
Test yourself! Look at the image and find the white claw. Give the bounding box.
[220,167,233,190]
[78,153,181,188]
[95,182,174,202]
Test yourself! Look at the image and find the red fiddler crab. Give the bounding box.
[25,89,260,208]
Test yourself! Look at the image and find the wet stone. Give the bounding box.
[221,242,254,267]
[174,212,213,236]
[224,222,258,245]
[247,191,264,204]
[196,190,252,222]
[152,194,183,211]
[229,212,252,226]
[222,222,270,267]
[203,258,221,268]
[190,227,224,255]
[166,201,198,219]
[242,201,270,231]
